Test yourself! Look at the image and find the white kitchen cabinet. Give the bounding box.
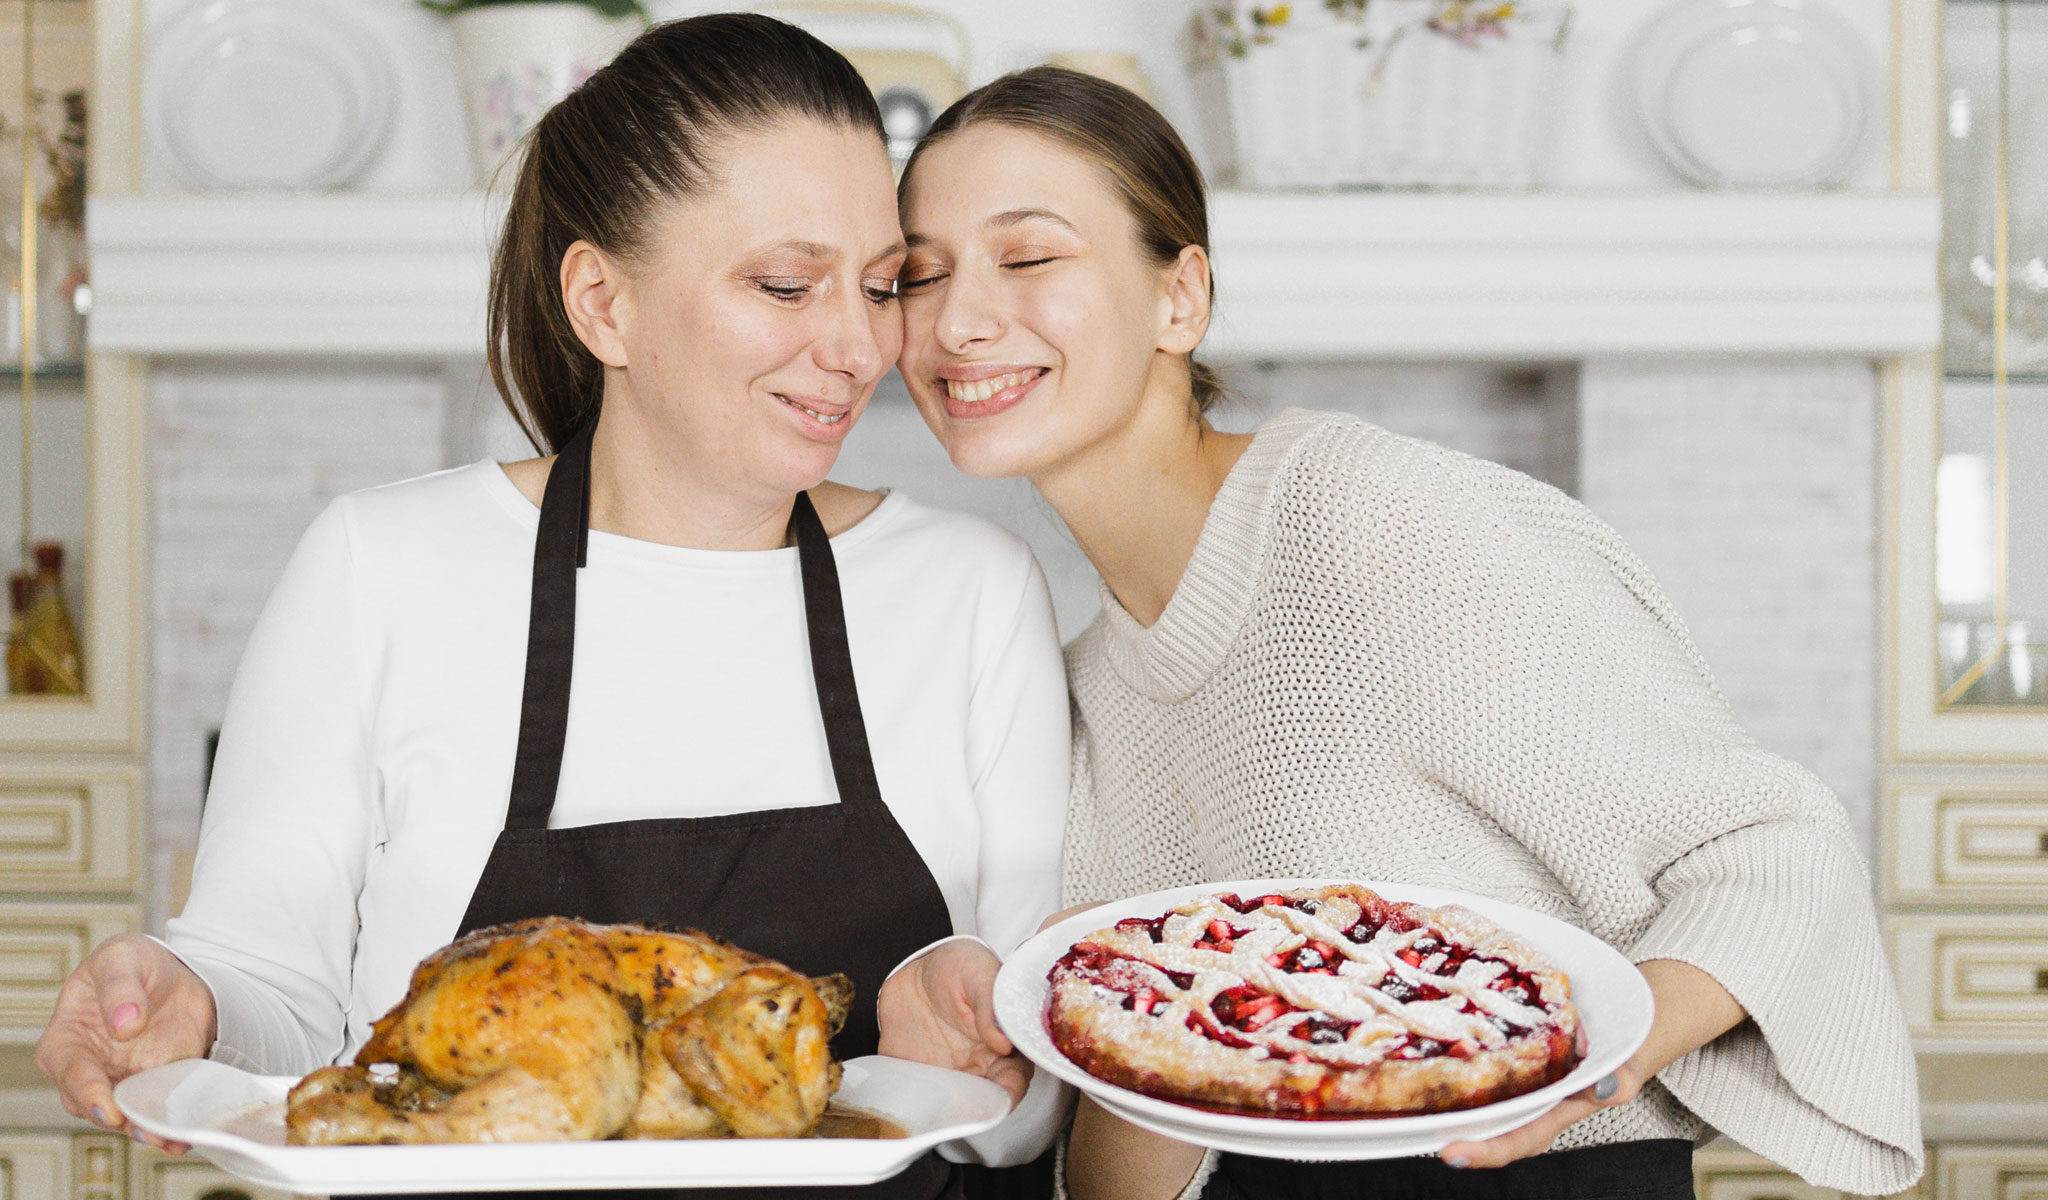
[0,1132,69,1199]
[130,1148,309,1200]
[1694,1142,1928,1200]
[1939,1145,2048,1200]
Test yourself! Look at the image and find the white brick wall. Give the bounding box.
[149,364,448,928]
[1578,358,1880,854]
[1219,362,1580,494]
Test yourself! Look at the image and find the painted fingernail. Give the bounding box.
[89,1106,107,1128]
[1446,1156,1471,1169]
[1594,1074,1619,1100]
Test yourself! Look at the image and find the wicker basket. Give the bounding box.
[1203,1,1573,189]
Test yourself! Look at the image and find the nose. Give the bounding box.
[930,265,1005,356]
[812,281,889,384]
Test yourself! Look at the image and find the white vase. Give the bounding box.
[448,3,644,183]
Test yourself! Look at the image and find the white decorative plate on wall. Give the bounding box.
[1630,0,1879,188]
[146,0,395,190]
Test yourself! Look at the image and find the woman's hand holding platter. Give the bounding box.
[36,934,217,1153]
[1437,958,1744,1169]
[877,939,1032,1105]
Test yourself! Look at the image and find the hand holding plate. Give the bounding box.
[877,940,1032,1106]
[35,934,216,1152]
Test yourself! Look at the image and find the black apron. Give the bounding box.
[379,420,966,1198]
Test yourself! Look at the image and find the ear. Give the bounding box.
[1156,244,1212,356]
[560,240,632,369]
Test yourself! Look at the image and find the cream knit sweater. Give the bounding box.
[1061,409,1922,1195]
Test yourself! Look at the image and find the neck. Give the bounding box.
[1032,373,1251,628]
[585,398,796,552]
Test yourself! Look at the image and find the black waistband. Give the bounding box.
[1208,1139,1696,1200]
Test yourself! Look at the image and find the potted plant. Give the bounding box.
[1193,0,1573,189]
[419,0,647,182]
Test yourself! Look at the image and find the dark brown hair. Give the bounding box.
[902,66,1224,413]
[489,14,885,453]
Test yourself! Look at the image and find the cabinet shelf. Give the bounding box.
[1943,371,2048,386]
[87,189,1942,362]
[0,363,85,384]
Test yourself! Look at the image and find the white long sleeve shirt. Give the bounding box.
[165,460,1070,1157]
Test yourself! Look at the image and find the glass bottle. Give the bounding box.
[14,541,82,695]
[4,571,30,694]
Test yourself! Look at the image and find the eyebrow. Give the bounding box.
[757,240,835,260]
[904,208,1079,250]
[989,207,1079,234]
[751,239,908,265]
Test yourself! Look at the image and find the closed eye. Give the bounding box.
[1005,257,1057,270]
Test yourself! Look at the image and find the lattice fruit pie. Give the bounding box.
[1045,884,1583,1117]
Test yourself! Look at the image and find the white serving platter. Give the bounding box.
[993,879,1654,1162]
[115,1055,1010,1194]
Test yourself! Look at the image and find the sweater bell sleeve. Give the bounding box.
[1628,816,1922,1191]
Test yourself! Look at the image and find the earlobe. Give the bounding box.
[1157,244,1213,356]
[560,240,631,369]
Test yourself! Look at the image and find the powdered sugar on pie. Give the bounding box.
[1044,884,1582,1117]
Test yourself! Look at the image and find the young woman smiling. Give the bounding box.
[895,68,1922,1200]
[38,19,1066,1197]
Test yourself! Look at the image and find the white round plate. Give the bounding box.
[994,879,1653,1161]
[115,1055,1011,1194]
[146,0,394,190]
[1630,0,1878,187]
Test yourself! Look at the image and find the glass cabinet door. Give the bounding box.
[1893,0,2048,757]
[0,0,143,751]
[1934,0,2048,710]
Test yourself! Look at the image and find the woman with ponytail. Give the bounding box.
[37,17,1067,1195]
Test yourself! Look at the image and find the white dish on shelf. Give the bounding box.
[993,879,1652,1162]
[115,1055,1010,1194]
[1630,0,1878,188]
[145,0,394,190]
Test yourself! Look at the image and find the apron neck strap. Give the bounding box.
[504,422,592,829]
[790,488,884,815]
[503,420,881,831]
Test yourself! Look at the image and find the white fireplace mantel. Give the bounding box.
[87,189,1940,362]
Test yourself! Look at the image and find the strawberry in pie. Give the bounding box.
[1045,884,1581,1117]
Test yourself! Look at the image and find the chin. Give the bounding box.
[937,426,1047,481]
[770,443,843,495]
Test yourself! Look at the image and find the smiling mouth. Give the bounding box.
[778,395,848,425]
[943,368,1047,404]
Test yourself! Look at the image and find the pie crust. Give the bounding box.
[1044,885,1582,1117]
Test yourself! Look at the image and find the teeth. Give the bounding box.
[782,396,846,425]
[944,370,1038,403]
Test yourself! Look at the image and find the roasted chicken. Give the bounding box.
[286,917,851,1144]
